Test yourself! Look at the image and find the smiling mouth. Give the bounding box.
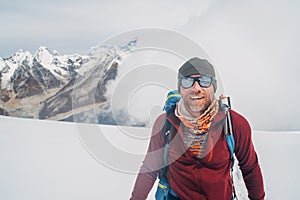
[190,96,204,100]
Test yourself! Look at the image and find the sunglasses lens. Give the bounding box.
[180,76,213,88]
[180,77,194,88]
[199,75,212,88]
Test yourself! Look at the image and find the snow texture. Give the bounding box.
[0,115,298,200]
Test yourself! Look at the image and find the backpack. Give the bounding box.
[155,90,236,200]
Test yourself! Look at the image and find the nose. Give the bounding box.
[191,80,202,91]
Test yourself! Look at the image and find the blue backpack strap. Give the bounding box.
[156,93,179,200]
[219,95,236,200]
[161,90,180,167]
[163,90,181,112]
[225,111,235,166]
[156,105,177,200]
[219,95,235,166]
[160,105,176,174]
[226,134,235,164]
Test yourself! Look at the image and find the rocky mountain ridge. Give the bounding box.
[0,38,139,125]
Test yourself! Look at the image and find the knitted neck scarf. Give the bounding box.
[175,98,219,158]
[175,98,219,134]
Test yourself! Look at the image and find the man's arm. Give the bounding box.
[231,110,265,200]
[130,114,166,200]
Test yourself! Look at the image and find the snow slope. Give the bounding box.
[0,115,299,199]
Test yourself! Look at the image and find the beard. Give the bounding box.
[181,91,214,118]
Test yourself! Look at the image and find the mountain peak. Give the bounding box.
[36,46,49,52]
[9,49,33,64]
[34,46,60,57]
[34,46,57,63]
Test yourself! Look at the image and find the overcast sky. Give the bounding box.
[0,0,211,57]
[1,0,299,131]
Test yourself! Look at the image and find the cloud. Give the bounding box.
[177,1,300,131]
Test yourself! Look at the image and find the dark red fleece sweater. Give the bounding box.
[130,110,265,200]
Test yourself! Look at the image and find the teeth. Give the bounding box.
[191,96,202,100]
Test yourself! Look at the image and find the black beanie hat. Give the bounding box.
[178,57,217,92]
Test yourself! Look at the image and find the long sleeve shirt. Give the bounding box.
[130,110,265,200]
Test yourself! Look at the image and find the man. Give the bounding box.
[130,57,265,200]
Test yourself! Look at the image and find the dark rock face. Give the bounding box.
[95,61,118,101]
[0,89,11,102]
[38,78,75,119]
[39,58,119,122]
[31,59,61,89]
[11,64,44,98]
[10,60,61,99]
[0,107,8,116]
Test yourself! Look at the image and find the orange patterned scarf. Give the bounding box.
[175,99,219,158]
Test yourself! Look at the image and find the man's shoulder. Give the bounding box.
[230,109,251,129]
[151,112,168,136]
[230,109,247,120]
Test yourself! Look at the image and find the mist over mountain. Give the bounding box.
[0,38,144,126]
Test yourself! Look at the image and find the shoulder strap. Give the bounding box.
[163,90,181,112]
[219,95,237,200]
[160,105,175,177]
[219,95,235,166]
[162,117,171,167]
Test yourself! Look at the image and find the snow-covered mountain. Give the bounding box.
[0,47,87,90]
[0,38,138,124]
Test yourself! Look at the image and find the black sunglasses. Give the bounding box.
[180,75,213,89]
